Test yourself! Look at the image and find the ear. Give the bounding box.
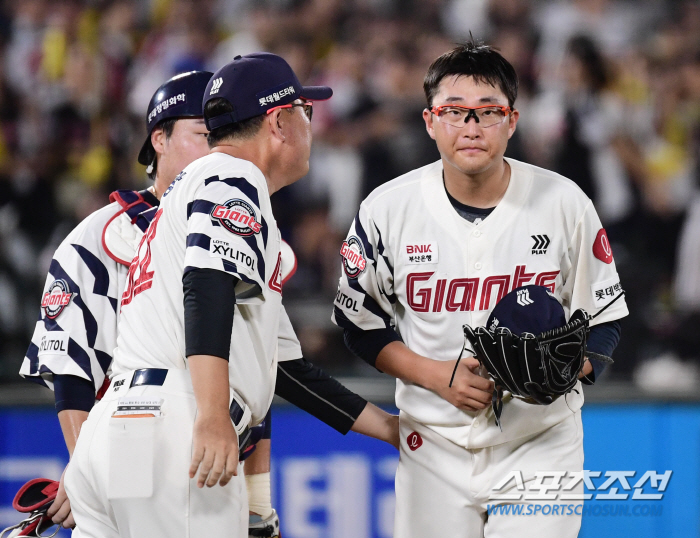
[151,127,167,155]
[267,109,286,142]
[507,108,519,140]
[423,108,436,141]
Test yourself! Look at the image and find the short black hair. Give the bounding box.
[147,117,178,181]
[204,98,265,147]
[423,40,518,107]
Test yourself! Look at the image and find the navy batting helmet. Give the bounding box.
[138,70,213,166]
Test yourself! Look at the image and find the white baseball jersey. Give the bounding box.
[19,184,301,403]
[113,153,288,423]
[19,191,158,393]
[333,157,628,448]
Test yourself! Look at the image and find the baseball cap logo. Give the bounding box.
[210,77,223,95]
[407,432,423,451]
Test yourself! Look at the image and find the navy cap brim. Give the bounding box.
[299,86,333,101]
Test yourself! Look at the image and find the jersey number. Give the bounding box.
[121,208,163,308]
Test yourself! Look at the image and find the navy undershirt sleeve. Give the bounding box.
[343,327,403,369]
[582,320,621,384]
[276,358,368,434]
[54,374,95,413]
[183,268,238,360]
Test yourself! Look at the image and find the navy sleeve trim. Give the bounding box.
[54,374,95,412]
[343,327,402,369]
[276,359,367,434]
[582,320,621,384]
[183,268,238,360]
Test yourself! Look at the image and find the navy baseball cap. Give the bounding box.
[138,70,213,166]
[486,285,566,336]
[203,52,332,130]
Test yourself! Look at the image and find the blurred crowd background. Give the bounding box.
[0,0,698,390]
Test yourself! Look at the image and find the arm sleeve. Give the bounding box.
[332,204,396,332]
[580,320,622,385]
[343,327,403,369]
[54,374,96,412]
[19,209,123,394]
[184,176,268,303]
[275,359,368,434]
[183,268,238,359]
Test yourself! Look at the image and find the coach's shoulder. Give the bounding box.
[364,160,441,209]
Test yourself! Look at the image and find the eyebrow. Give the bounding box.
[442,96,504,104]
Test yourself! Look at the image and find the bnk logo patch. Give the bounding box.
[42,279,74,319]
[340,236,367,278]
[211,199,262,236]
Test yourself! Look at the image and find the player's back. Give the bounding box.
[113,152,283,421]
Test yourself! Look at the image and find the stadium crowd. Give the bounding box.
[0,0,698,387]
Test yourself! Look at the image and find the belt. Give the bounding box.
[111,368,248,430]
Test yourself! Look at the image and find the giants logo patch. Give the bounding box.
[42,280,74,319]
[593,229,613,264]
[407,432,423,451]
[211,199,262,236]
[340,236,367,278]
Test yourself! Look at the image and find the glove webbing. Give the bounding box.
[451,290,625,431]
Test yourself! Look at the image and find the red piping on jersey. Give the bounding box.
[101,191,148,267]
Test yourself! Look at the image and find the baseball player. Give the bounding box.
[19,69,212,530]
[62,53,396,538]
[22,67,397,537]
[333,41,627,537]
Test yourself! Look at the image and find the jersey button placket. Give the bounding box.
[474,262,482,270]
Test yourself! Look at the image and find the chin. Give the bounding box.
[451,155,492,176]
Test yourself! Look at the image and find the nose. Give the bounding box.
[462,116,482,138]
[463,109,480,125]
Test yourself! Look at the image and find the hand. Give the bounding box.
[350,402,401,450]
[46,466,75,529]
[429,357,494,412]
[578,359,593,379]
[387,414,400,450]
[189,413,239,488]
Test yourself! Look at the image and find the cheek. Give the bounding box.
[178,135,209,161]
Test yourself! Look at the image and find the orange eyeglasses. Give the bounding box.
[266,101,313,121]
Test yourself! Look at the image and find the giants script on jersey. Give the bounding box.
[407,265,560,312]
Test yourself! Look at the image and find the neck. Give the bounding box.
[210,141,280,195]
[442,158,510,208]
[152,172,172,200]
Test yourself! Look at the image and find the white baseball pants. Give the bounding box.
[65,369,248,538]
[395,411,584,538]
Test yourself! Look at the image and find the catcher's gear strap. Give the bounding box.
[276,358,367,434]
[53,374,95,412]
[0,479,60,538]
[183,268,238,360]
[248,509,280,538]
[102,189,158,266]
[343,326,403,369]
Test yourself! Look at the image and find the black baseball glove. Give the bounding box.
[463,307,590,407]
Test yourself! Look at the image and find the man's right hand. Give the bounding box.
[428,356,494,412]
[189,412,239,488]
